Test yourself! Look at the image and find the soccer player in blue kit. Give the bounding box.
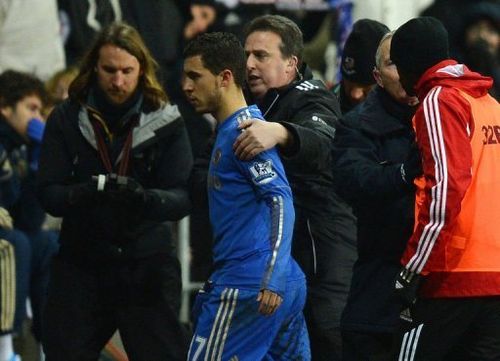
[183,32,310,360]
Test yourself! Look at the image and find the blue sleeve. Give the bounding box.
[235,147,295,296]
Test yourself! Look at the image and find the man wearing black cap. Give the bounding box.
[332,19,390,114]
[391,16,500,360]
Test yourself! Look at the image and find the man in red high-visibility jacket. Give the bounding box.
[391,16,500,361]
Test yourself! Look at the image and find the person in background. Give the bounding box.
[331,19,390,114]
[391,17,500,360]
[183,31,310,360]
[37,22,192,361]
[460,1,500,99]
[0,142,21,361]
[333,31,420,361]
[0,70,59,361]
[0,0,65,81]
[45,67,79,105]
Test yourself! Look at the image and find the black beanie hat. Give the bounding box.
[341,19,390,84]
[391,17,450,79]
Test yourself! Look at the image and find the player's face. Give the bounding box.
[245,31,295,100]
[0,94,43,137]
[183,55,221,115]
[375,38,418,105]
[96,44,142,105]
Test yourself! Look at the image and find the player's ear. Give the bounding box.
[219,69,233,88]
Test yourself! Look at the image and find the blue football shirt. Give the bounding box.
[207,105,304,295]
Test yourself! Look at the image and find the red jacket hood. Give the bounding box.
[415,60,493,100]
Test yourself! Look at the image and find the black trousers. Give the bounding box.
[293,208,356,361]
[342,330,396,361]
[42,254,189,361]
[396,297,500,361]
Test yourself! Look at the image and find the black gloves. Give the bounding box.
[97,174,147,207]
[401,142,423,184]
[395,267,422,307]
[68,175,147,207]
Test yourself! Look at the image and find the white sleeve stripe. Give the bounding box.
[422,88,449,269]
[406,87,441,271]
[261,196,284,289]
[408,86,447,272]
[408,87,444,271]
[406,88,441,271]
[407,86,449,273]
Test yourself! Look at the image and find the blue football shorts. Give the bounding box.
[188,279,310,361]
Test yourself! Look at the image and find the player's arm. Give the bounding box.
[235,147,294,315]
[233,121,292,160]
[233,89,337,165]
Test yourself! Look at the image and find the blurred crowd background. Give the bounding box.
[0,0,498,359]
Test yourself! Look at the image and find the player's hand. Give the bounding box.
[233,120,287,160]
[257,289,283,316]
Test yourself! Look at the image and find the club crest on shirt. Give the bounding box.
[249,160,276,185]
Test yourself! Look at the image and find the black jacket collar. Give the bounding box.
[255,63,314,116]
[356,86,416,136]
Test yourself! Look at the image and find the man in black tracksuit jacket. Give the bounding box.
[190,15,357,360]
[37,23,192,361]
[332,32,421,361]
[252,65,357,360]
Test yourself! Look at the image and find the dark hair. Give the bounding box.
[244,15,304,65]
[0,70,47,108]
[69,22,167,108]
[183,32,247,88]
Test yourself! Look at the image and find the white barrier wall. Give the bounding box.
[353,0,434,29]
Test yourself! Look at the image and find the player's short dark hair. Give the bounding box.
[184,32,246,88]
[0,70,46,108]
[244,15,304,64]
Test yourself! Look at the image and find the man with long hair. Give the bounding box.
[37,22,193,361]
